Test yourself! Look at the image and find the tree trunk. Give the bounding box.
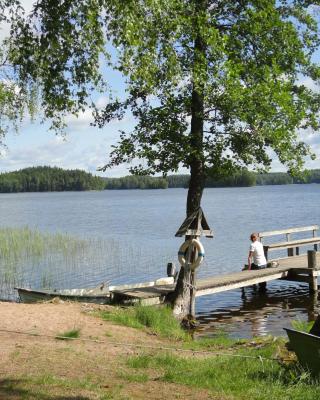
[170,1,207,323]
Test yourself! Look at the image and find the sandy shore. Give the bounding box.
[0,301,213,399]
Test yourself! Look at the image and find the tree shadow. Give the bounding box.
[0,378,91,400]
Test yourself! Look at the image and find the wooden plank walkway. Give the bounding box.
[110,253,320,304]
[111,253,320,304]
[111,285,174,305]
[196,254,320,296]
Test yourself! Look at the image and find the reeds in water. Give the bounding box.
[0,226,174,301]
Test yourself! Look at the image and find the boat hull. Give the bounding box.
[14,277,174,305]
[284,328,320,376]
[15,287,111,304]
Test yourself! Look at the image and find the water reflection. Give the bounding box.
[196,281,319,339]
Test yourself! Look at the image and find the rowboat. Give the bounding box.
[284,324,320,376]
[15,285,110,304]
[14,276,174,305]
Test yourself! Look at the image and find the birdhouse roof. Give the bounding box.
[175,207,213,238]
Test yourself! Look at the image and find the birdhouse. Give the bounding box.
[175,207,213,238]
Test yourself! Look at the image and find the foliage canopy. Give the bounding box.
[8,0,320,177]
[0,0,37,139]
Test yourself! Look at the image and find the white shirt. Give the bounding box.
[250,241,267,266]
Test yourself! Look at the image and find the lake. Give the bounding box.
[0,184,319,338]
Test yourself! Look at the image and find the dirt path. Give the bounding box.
[0,302,215,400]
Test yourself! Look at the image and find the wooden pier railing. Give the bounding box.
[259,225,320,258]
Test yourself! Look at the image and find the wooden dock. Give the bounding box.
[196,254,320,296]
[110,253,320,305]
[111,226,320,305]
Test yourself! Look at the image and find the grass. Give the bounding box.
[117,371,149,383]
[97,304,320,399]
[55,328,81,340]
[4,301,320,400]
[183,332,242,350]
[99,304,190,340]
[291,319,314,333]
[0,373,116,400]
[126,349,320,400]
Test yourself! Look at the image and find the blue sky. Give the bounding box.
[0,1,320,177]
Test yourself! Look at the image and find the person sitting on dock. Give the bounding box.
[248,233,267,270]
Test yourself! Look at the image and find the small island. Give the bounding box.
[0,166,106,192]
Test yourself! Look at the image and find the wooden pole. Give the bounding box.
[308,250,318,293]
[287,233,294,256]
[313,229,318,251]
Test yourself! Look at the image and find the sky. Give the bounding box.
[0,1,320,177]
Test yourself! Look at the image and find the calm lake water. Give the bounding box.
[0,184,319,338]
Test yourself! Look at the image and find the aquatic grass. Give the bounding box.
[55,328,81,340]
[0,226,92,299]
[99,304,189,341]
[0,226,88,265]
[0,226,172,301]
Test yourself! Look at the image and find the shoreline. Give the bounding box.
[1,301,319,400]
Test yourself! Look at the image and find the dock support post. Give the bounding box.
[308,250,318,293]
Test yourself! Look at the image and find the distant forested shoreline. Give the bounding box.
[0,166,320,193]
[104,169,320,189]
[0,166,106,192]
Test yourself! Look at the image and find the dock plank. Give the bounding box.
[196,266,290,296]
[196,254,320,296]
[110,253,320,302]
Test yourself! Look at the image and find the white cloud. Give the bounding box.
[0,120,133,177]
[64,109,94,131]
[95,95,109,108]
[298,77,320,93]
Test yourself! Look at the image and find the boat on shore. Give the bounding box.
[15,276,174,304]
[284,321,320,376]
[15,285,111,304]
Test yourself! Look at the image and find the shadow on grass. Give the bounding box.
[248,362,320,386]
[0,378,90,400]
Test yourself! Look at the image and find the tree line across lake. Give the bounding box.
[0,166,106,193]
[0,166,320,193]
[104,169,320,189]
